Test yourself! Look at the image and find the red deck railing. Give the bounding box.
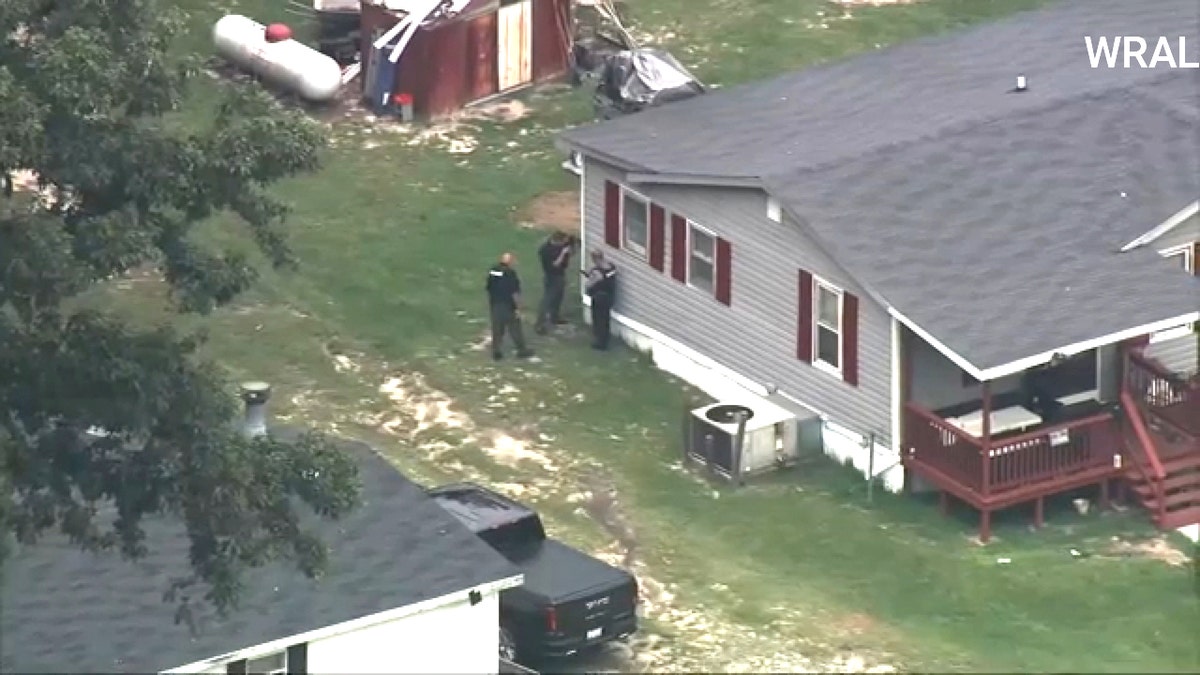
[904,403,1118,498]
[905,404,984,492]
[1126,349,1200,413]
[985,413,1117,493]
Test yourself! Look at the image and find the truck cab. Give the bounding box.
[427,483,639,664]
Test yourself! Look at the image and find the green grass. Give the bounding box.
[102,0,1200,671]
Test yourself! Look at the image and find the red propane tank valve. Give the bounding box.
[264,23,292,43]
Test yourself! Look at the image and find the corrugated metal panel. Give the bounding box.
[423,19,472,117]
[394,27,432,114]
[531,0,571,81]
[466,11,499,101]
[583,158,894,445]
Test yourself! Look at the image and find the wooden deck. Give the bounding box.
[903,403,1121,541]
[1120,349,1200,530]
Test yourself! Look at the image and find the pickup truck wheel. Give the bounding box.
[499,626,519,662]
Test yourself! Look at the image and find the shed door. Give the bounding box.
[497,0,533,91]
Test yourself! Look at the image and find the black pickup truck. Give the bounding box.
[427,483,639,663]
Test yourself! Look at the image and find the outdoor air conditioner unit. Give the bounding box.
[687,399,799,479]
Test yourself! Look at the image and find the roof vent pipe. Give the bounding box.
[1014,74,1027,92]
[240,381,271,438]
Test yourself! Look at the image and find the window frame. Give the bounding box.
[619,187,649,259]
[812,276,844,377]
[1160,244,1194,273]
[685,220,717,295]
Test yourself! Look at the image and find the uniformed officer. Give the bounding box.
[583,250,617,350]
[534,231,573,334]
[486,253,534,361]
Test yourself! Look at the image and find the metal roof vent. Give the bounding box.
[240,381,271,438]
[1013,75,1028,92]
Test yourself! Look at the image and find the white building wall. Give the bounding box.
[306,592,499,674]
[586,296,905,493]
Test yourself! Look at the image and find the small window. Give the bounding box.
[621,191,648,257]
[1163,246,1194,272]
[815,282,842,371]
[245,651,286,675]
[687,223,715,293]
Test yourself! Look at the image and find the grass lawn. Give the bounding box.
[99,0,1200,671]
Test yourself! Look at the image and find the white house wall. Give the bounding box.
[309,590,501,667]
[581,157,898,489]
[908,334,1023,411]
[306,591,499,674]
[1146,213,1198,375]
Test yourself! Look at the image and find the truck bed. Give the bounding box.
[506,539,632,602]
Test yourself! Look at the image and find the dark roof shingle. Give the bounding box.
[562,0,1200,372]
[765,82,1200,371]
[1,435,520,673]
[561,0,1199,179]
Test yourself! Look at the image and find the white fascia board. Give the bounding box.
[1121,200,1199,251]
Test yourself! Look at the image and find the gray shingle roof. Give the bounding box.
[561,0,1200,373]
[766,80,1200,372]
[561,0,1199,178]
[1,433,520,673]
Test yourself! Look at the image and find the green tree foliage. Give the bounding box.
[0,0,361,614]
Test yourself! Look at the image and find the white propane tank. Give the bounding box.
[212,14,342,102]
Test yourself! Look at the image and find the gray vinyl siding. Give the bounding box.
[1153,212,1199,254]
[582,157,893,445]
[1146,333,1199,376]
[1146,212,1198,374]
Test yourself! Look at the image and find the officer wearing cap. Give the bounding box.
[486,253,534,361]
[583,250,618,350]
[534,231,573,334]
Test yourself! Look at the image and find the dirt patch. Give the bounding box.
[833,613,879,637]
[1103,536,1191,567]
[516,190,581,234]
[836,0,919,5]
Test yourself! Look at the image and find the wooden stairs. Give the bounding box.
[1120,391,1200,530]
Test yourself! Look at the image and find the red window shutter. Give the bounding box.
[715,238,732,306]
[842,292,860,386]
[604,181,621,247]
[797,270,814,362]
[670,214,687,282]
[649,204,666,271]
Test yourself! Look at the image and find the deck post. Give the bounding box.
[980,381,992,496]
[1099,479,1111,510]
[938,491,949,516]
[1033,496,1044,528]
[979,510,992,543]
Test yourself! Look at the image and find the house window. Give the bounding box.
[687,223,715,293]
[815,281,842,372]
[621,190,648,257]
[1162,245,1194,272]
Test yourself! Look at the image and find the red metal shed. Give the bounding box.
[361,0,573,119]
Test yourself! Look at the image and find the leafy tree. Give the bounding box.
[0,0,361,614]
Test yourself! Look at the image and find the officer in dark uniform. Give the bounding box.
[534,231,573,334]
[486,253,534,361]
[583,250,617,350]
